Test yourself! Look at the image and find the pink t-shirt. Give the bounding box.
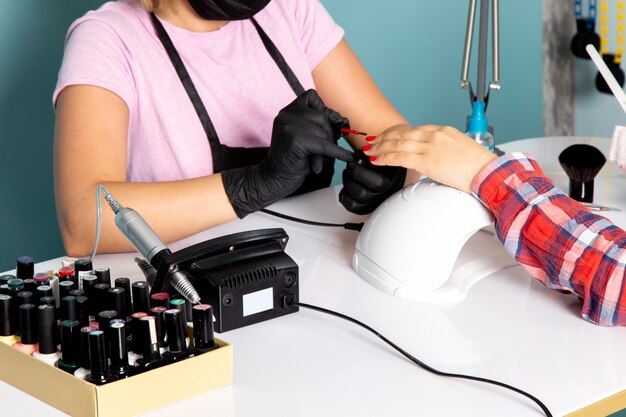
[53,0,344,182]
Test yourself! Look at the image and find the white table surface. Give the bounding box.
[1,137,625,417]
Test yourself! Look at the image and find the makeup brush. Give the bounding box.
[558,144,606,203]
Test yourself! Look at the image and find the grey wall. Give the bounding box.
[0,0,544,271]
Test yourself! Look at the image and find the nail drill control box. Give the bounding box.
[153,228,300,333]
[0,338,232,417]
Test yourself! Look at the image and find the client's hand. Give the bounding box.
[222,89,353,218]
[362,125,496,193]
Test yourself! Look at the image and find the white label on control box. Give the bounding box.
[243,287,274,317]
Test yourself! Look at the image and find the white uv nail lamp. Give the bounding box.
[353,178,517,304]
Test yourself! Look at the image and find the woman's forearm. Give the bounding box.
[56,174,237,257]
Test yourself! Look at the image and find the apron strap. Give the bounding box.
[250,18,305,96]
[150,13,222,163]
[150,13,306,172]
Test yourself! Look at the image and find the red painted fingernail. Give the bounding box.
[362,145,372,152]
[366,136,376,142]
[369,156,377,162]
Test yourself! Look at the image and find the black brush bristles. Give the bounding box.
[558,144,606,203]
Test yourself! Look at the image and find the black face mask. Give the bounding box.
[188,0,271,21]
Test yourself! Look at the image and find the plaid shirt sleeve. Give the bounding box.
[471,152,626,326]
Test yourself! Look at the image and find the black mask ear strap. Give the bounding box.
[251,18,305,96]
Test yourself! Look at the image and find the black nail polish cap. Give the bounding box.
[164,309,186,353]
[88,330,108,377]
[136,316,160,360]
[0,275,15,286]
[107,287,126,319]
[95,267,111,286]
[16,256,34,279]
[61,296,78,321]
[80,325,97,369]
[39,296,56,307]
[35,285,53,299]
[59,280,77,300]
[94,283,110,315]
[38,304,57,354]
[69,289,85,298]
[150,306,168,347]
[108,319,129,374]
[19,303,38,345]
[192,304,216,350]
[60,320,80,364]
[114,278,132,317]
[22,279,37,293]
[0,295,13,336]
[16,291,34,307]
[96,310,118,331]
[76,295,90,327]
[74,259,93,276]
[132,281,150,314]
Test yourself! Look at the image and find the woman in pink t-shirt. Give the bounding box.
[54,0,415,256]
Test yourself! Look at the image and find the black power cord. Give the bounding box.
[286,298,553,417]
[261,208,364,231]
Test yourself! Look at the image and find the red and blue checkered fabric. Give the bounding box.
[472,153,626,326]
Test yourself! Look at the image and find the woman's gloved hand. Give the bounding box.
[222,89,353,218]
[339,150,407,215]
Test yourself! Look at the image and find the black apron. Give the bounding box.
[150,13,334,195]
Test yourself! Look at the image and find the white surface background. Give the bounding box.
[1,137,625,417]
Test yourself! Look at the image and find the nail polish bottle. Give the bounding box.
[169,298,188,324]
[108,319,134,378]
[58,266,75,281]
[33,304,61,365]
[94,267,111,286]
[0,295,18,346]
[150,292,170,308]
[57,320,81,374]
[38,296,56,307]
[16,256,35,279]
[93,283,111,315]
[61,257,78,269]
[35,285,53,303]
[134,316,166,371]
[73,258,93,289]
[128,312,148,365]
[150,306,168,353]
[61,296,78,322]
[59,280,76,300]
[114,278,132,318]
[13,304,39,355]
[76,295,90,328]
[107,288,126,320]
[162,309,193,363]
[74,325,96,380]
[85,330,117,385]
[82,276,98,315]
[131,281,150,314]
[191,304,218,354]
[16,291,35,309]
[22,279,37,293]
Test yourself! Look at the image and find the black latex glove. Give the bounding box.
[339,150,407,215]
[222,89,353,218]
